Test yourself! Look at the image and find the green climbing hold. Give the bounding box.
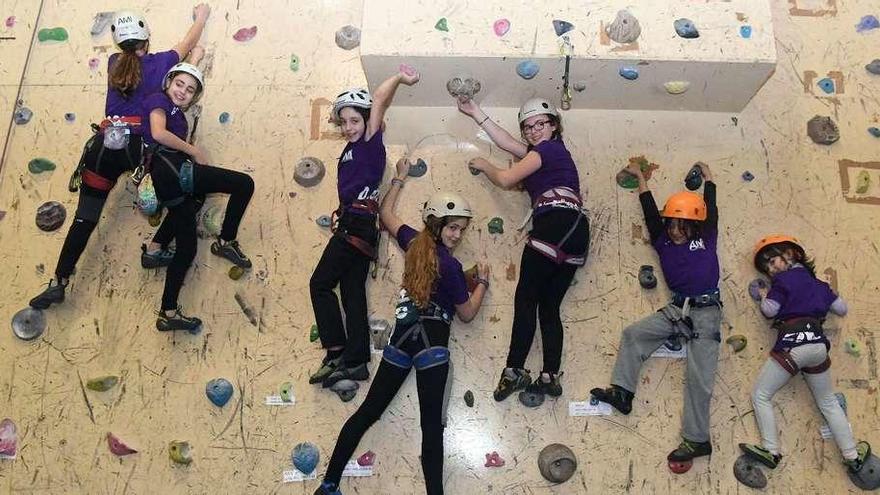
[845,339,861,357]
[280,381,293,402]
[169,440,193,465]
[38,27,68,42]
[86,375,119,392]
[148,213,162,227]
[28,158,56,174]
[726,335,747,353]
[855,170,870,194]
[309,324,319,342]
[228,265,245,280]
[615,169,639,189]
[488,217,504,234]
[290,54,300,72]
[435,18,449,32]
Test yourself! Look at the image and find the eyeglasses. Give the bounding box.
[522,120,551,133]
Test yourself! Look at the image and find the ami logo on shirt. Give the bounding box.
[340,149,353,163]
[171,107,180,116]
[689,239,706,251]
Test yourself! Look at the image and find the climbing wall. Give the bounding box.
[1,0,879,493]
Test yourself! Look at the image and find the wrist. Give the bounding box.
[475,276,489,288]
[477,115,490,126]
[391,177,405,187]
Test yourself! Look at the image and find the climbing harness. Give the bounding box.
[523,186,587,265]
[382,295,452,371]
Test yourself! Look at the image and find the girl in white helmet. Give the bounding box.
[29,5,210,310]
[308,69,419,388]
[144,63,255,332]
[457,97,589,404]
[315,158,489,495]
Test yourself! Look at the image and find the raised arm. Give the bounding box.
[172,4,211,61]
[626,162,664,242]
[366,70,420,140]
[696,162,717,227]
[467,152,541,190]
[456,98,528,158]
[379,157,410,237]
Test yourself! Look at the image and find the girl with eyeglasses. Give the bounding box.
[456,97,589,405]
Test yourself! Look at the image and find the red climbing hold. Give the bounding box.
[668,459,693,474]
[484,451,505,467]
[233,26,257,42]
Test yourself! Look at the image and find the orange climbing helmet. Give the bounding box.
[753,235,801,258]
[661,191,706,221]
[753,234,806,273]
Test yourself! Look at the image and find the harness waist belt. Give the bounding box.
[672,289,721,308]
[81,169,116,192]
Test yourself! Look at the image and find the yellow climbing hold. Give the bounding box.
[855,170,870,194]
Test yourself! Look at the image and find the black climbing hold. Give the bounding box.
[35,201,66,231]
[331,379,359,402]
[316,215,332,228]
[807,115,839,145]
[464,390,474,407]
[849,452,880,490]
[64,112,76,123]
[868,127,880,138]
[294,156,326,187]
[14,107,32,125]
[408,158,428,177]
[537,443,577,483]
[867,59,880,75]
[638,265,657,289]
[12,307,46,341]
[552,20,574,37]
[733,455,768,489]
[674,18,699,39]
[518,390,545,407]
[684,165,703,190]
[742,171,755,182]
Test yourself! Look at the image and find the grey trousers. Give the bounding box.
[751,343,857,459]
[610,303,722,443]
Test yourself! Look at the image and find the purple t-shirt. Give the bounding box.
[396,224,469,316]
[105,50,179,118]
[522,139,580,204]
[653,226,720,296]
[768,267,837,321]
[141,92,188,145]
[338,131,386,215]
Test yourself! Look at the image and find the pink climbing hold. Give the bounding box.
[88,57,99,71]
[0,418,17,457]
[107,432,138,456]
[4,16,15,28]
[399,63,417,77]
[493,18,510,37]
[484,451,505,467]
[233,26,257,42]
[357,450,376,466]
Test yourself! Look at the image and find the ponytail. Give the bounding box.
[108,40,146,97]
[401,217,444,308]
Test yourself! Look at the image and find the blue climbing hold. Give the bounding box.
[856,15,880,33]
[740,25,752,38]
[673,18,699,39]
[205,378,233,407]
[742,171,755,182]
[316,215,332,228]
[291,442,320,474]
[868,127,880,138]
[219,112,231,124]
[64,112,76,123]
[516,60,540,80]
[619,66,639,80]
[552,19,574,37]
[408,158,428,177]
[817,78,835,94]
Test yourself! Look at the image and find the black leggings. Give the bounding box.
[151,152,254,310]
[54,133,143,279]
[309,213,377,365]
[324,319,450,495]
[505,209,589,374]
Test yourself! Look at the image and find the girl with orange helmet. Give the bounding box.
[590,161,723,473]
[739,236,871,476]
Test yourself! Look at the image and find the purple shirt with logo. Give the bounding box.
[105,50,179,118]
[141,92,188,145]
[767,267,837,321]
[338,131,386,215]
[396,224,469,316]
[652,227,720,295]
[522,139,580,204]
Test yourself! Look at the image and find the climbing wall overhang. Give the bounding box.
[360,0,776,112]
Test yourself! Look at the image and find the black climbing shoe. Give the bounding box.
[845,441,872,473]
[141,244,175,269]
[323,362,369,388]
[210,239,252,268]
[668,438,713,462]
[29,278,67,309]
[309,356,341,385]
[526,372,564,397]
[493,367,532,402]
[156,306,202,333]
[589,385,634,415]
[739,443,781,469]
[313,481,342,495]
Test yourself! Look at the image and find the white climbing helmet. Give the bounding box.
[163,63,205,94]
[111,11,150,45]
[518,97,558,124]
[422,192,473,222]
[332,88,372,120]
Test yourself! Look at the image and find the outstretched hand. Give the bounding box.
[193,3,211,22]
[456,97,480,118]
[395,157,410,178]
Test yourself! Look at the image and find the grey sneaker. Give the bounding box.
[322,362,369,388]
[309,357,341,385]
[141,244,175,268]
[156,306,202,333]
[210,239,252,268]
[493,367,532,402]
[29,279,67,309]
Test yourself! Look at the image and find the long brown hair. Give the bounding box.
[108,40,147,96]
[401,216,444,308]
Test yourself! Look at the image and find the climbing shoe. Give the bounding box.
[210,239,252,269]
[323,362,369,388]
[313,481,342,495]
[589,385,634,415]
[156,306,202,333]
[309,356,341,385]
[844,441,872,473]
[525,372,564,397]
[141,244,175,269]
[668,438,713,462]
[739,443,781,469]
[493,367,532,402]
[29,278,68,309]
